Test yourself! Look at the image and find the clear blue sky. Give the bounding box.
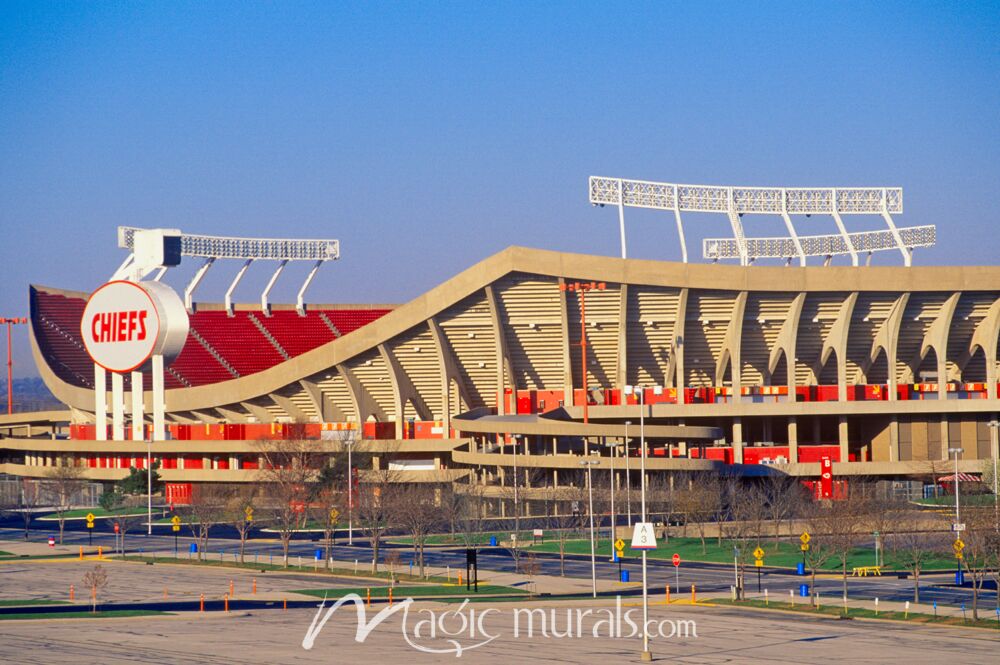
[1,1,998,378]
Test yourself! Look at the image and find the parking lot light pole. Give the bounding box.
[624,420,632,526]
[948,446,963,583]
[988,421,999,531]
[581,459,599,598]
[146,438,152,535]
[346,434,354,546]
[625,384,652,662]
[948,447,963,528]
[608,439,616,548]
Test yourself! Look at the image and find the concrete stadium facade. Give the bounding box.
[4,245,1000,496]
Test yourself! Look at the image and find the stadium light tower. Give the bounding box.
[590,176,934,267]
[0,317,28,414]
[115,226,340,315]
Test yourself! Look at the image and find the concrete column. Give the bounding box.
[889,417,899,463]
[838,416,849,462]
[788,417,799,463]
[733,417,744,463]
[940,416,950,461]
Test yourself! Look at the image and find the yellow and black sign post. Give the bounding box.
[753,546,765,592]
[171,515,181,556]
[85,512,95,546]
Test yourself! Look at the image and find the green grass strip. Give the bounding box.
[713,598,1000,629]
[0,610,169,621]
[293,584,527,599]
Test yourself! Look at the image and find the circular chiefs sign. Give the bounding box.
[81,280,189,373]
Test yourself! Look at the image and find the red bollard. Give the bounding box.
[252,578,257,595]
[283,597,287,611]
[224,594,229,613]
[389,587,393,606]
[229,579,234,597]
[69,585,75,601]
[200,593,205,612]
[366,588,371,606]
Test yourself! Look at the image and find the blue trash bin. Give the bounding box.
[189,543,198,554]
[796,562,805,576]
[799,584,809,597]
[489,536,498,547]
[315,549,323,561]
[620,570,630,583]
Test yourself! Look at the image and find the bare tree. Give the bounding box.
[255,437,324,566]
[822,489,872,603]
[184,484,230,561]
[724,482,770,599]
[355,453,401,574]
[679,474,724,554]
[890,510,949,603]
[223,485,258,564]
[309,485,342,571]
[82,564,108,613]
[544,486,587,576]
[762,473,806,549]
[456,482,488,548]
[862,487,905,567]
[13,478,42,540]
[395,484,439,578]
[384,550,402,584]
[437,485,465,543]
[960,507,999,620]
[802,499,841,605]
[102,491,145,557]
[45,465,87,544]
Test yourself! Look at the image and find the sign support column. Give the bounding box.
[131,370,144,441]
[111,372,124,441]
[152,355,165,441]
[94,364,107,441]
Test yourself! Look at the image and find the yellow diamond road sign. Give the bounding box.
[800,543,810,551]
[953,539,965,551]
[86,513,95,522]
[170,516,181,526]
[614,538,625,552]
[753,546,765,559]
[800,532,810,545]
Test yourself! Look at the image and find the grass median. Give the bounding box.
[293,584,528,599]
[524,536,956,572]
[115,553,458,585]
[0,609,169,621]
[713,597,1000,630]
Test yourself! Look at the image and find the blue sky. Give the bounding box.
[1,1,998,377]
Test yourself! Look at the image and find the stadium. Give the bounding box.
[1,176,995,504]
